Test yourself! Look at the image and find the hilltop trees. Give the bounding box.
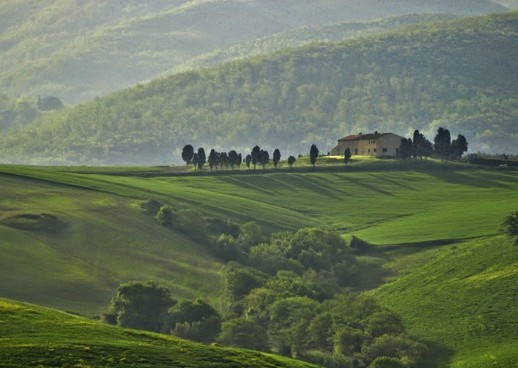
[251,146,261,169]
[181,144,194,165]
[399,138,413,159]
[273,149,281,168]
[451,134,468,159]
[197,148,206,170]
[310,144,319,167]
[288,156,296,167]
[412,130,433,159]
[434,127,452,160]
[208,149,218,170]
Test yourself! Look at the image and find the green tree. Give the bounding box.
[208,149,218,171]
[398,138,413,159]
[343,148,351,165]
[228,150,239,169]
[288,155,296,167]
[181,144,194,165]
[451,134,468,159]
[220,151,229,169]
[503,211,518,245]
[106,281,173,333]
[434,127,452,160]
[155,205,174,226]
[273,148,281,168]
[310,144,319,167]
[251,145,261,169]
[218,318,269,351]
[259,149,270,169]
[192,152,199,170]
[197,147,206,170]
[169,298,221,342]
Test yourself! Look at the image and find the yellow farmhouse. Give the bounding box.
[330,132,404,157]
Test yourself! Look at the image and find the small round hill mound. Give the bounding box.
[1,213,65,232]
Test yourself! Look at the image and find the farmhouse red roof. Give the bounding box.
[338,133,388,141]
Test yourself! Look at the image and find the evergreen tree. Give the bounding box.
[451,134,468,159]
[273,149,281,168]
[251,146,261,169]
[208,149,218,171]
[181,144,194,165]
[259,150,270,169]
[288,156,296,167]
[220,152,229,169]
[197,147,206,170]
[237,153,243,169]
[399,138,413,159]
[228,150,239,169]
[434,127,452,160]
[310,144,319,167]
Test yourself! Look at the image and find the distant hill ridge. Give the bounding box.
[0,0,507,103]
[1,11,516,165]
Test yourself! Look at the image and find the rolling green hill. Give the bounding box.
[0,298,316,368]
[0,0,506,104]
[1,161,518,366]
[1,11,516,165]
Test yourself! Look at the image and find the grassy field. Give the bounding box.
[0,298,316,368]
[1,160,518,366]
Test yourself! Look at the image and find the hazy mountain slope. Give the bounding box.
[173,13,459,74]
[0,0,507,103]
[0,298,315,368]
[1,12,516,165]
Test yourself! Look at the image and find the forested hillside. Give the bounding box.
[1,12,516,165]
[0,0,507,103]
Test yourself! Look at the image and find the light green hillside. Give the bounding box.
[0,173,224,315]
[0,298,316,368]
[371,235,518,367]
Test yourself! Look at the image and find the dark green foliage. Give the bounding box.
[224,263,267,309]
[174,209,207,239]
[228,150,239,169]
[169,298,221,343]
[218,318,270,351]
[182,144,194,165]
[434,127,452,160]
[310,145,319,167]
[155,205,174,226]
[251,146,261,169]
[107,281,173,333]
[273,149,281,168]
[288,155,296,167]
[368,357,406,368]
[2,12,517,164]
[37,96,64,111]
[259,150,270,169]
[343,148,351,165]
[192,152,199,170]
[398,138,413,159]
[197,148,206,170]
[208,149,218,170]
[362,335,427,367]
[451,134,468,159]
[412,130,433,159]
[502,211,518,245]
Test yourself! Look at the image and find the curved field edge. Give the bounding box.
[0,299,316,368]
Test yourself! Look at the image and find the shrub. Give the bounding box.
[155,205,174,226]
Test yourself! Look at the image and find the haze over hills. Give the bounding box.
[0,0,508,104]
[1,11,516,165]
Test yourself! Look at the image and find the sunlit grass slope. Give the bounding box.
[0,298,315,368]
[371,235,518,367]
[1,162,518,367]
[0,172,224,316]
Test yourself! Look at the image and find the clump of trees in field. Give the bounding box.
[109,208,429,367]
[503,211,518,246]
[181,144,323,171]
[398,127,467,160]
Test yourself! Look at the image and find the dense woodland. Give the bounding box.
[0,12,516,165]
[0,1,505,103]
